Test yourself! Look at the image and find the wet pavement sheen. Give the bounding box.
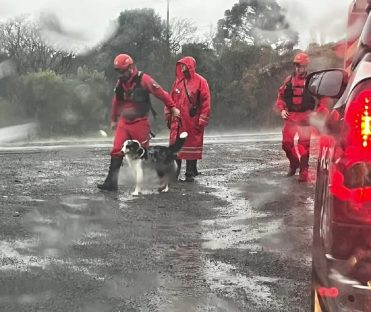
[0,139,315,311]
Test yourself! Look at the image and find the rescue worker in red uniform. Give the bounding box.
[98,54,180,191]
[165,56,211,182]
[275,52,315,182]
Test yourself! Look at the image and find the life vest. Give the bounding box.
[283,75,315,112]
[115,71,156,119]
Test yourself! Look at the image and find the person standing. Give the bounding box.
[275,52,315,182]
[166,56,211,182]
[98,53,180,191]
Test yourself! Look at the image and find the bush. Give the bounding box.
[0,96,28,127]
[16,68,111,136]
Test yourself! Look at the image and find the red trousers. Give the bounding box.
[111,117,150,157]
[282,120,311,170]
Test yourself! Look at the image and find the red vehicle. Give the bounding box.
[307,0,371,311]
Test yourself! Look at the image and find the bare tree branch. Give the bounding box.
[169,18,198,54]
[0,16,75,74]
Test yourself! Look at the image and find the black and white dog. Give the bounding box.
[122,132,188,195]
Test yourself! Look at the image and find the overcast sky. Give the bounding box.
[0,0,350,50]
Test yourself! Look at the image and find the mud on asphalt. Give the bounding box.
[0,140,315,312]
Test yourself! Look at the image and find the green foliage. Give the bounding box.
[218,42,262,83]
[180,43,219,80]
[0,5,344,136]
[0,96,27,127]
[214,0,298,53]
[82,9,168,83]
[307,43,343,70]
[14,68,111,136]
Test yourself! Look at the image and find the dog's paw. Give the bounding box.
[132,191,141,196]
[158,185,169,193]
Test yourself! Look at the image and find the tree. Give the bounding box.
[13,68,111,136]
[218,41,262,83]
[84,9,168,82]
[0,17,74,74]
[213,0,298,53]
[169,18,198,54]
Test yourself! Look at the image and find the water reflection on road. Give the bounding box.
[0,135,313,311]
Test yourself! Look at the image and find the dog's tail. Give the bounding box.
[168,132,188,154]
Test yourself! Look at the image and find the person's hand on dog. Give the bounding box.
[170,107,180,117]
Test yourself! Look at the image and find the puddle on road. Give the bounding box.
[194,157,283,309]
[0,239,49,271]
[4,195,46,203]
[1,194,115,272]
[0,291,52,306]
[0,141,313,311]
[195,147,313,310]
[203,258,280,305]
[0,193,114,310]
[102,271,158,299]
[198,160,280,250]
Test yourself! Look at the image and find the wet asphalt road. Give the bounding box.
[0,136,315,312]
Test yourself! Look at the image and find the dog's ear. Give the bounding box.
[122,140,129,153]
[122,140,135,154]
[131,140,141,151]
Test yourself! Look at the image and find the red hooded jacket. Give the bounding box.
[165,57,211,160]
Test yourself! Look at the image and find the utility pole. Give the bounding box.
[166,0,170,54]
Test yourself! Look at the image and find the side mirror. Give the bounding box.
[305,69,348,98]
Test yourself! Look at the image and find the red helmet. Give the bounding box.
[293,52,309,65]
[113,54,134,70]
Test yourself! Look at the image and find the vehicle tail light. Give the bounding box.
[317,287,339,298]
[344,90,371,155]
[329,82,371,222]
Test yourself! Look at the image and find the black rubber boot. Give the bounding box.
[97,157,123,191]
[184,160,197,182]
[298,155,309,182]
[286,167,297,177]
[286,159,300,177]
[283,143,299,177]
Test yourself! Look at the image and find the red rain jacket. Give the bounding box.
[166,57,211,160]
